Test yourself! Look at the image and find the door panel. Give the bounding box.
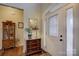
[46,9,66,56]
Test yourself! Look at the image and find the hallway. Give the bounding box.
[0,3,79,56]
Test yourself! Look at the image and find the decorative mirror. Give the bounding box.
[28,18,39,39]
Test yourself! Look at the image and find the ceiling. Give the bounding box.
[2,3,40,9]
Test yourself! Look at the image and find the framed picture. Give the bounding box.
[18,22,24,28]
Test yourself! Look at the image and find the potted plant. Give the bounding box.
[25,28,32,39]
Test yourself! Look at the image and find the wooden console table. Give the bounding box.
[26,39,41,56]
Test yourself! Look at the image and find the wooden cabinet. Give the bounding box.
[2,21,15,49]
[26,39,41,56]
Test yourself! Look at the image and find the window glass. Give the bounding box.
[48,15,58,37]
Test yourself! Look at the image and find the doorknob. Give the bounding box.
[60,39,63,41]
[60,35,63,41]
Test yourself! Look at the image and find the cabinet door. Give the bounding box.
[2,21,15,49]
[3,23,9,40]
[9,23,15,40]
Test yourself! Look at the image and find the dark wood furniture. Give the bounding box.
[26,39,41,56]
[1,21,23,56]
[2,21,15,49]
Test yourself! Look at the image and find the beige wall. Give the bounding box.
[40,3,51,13]
[0,5,24,50]
[0,4,42,53]
[23,4,42,53]
[74,4,79,56]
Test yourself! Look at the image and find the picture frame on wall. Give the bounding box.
[18,22,24,28]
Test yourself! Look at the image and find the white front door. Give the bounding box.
[45,4,76,56]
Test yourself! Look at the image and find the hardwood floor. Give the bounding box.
[0,46,50,56]
[0,46,23,56]
[26,49,51,56]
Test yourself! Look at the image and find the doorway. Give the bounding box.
[45,4,75,56]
